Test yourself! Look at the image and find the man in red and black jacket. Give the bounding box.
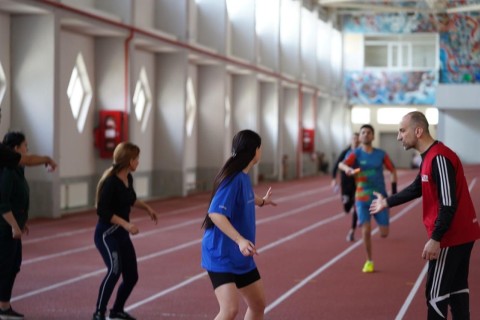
[370,111,480,320]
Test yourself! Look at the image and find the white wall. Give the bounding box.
[227,0,255,62]
[155,0,188,39]
[154,52,188,196]
[11,14,59,217]
[439,110,480,164]
[436,84,480,110]
[256,0,280,70]
[316,97,333,163]
[280,0,300,77]
[0,0,350,217]
[196,0,226,53]
[59,30,96,179]
[259,81,279,179]
[232,74,258,133]
[282,87,299,179]
[0,13,11,136]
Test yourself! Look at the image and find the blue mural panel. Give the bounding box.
[342,13,437,33]
[438,13,480,83]
[345,71,437,105]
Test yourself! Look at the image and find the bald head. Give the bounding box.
[405,111,430,134]
[398,111,435,153]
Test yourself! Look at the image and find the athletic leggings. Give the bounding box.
[94,222,138,314]
[426,241,474,320]
[0,230,21,302]
[341,189,357,229]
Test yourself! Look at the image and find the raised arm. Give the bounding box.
[19,153,57,170]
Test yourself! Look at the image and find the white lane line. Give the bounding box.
[23,186,329,245]
[12,239,201,302]
[21,191,335,266]
[12,195,337,301]
[395,263,428,320]
[22,245,94,265]
[265,198,422,314]
[125,212,346,312]
[22,204,207,245]
[394,178,477,319]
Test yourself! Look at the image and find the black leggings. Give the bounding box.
[426,241,474,320]
[341,189,357,229]
[0,231,21,302]
[94,222,138,314]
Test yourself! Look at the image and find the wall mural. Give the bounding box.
[342,10,480,88]
[345,71,437,105]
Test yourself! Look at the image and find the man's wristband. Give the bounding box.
[391,182,397,195]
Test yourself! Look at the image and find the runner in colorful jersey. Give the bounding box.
[339,124,397,273]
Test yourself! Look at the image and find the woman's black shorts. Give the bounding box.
[207,268,261,290]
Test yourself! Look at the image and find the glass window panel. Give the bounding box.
[412,44,436,68]
[402,44,409,67]
[365,45,388,67]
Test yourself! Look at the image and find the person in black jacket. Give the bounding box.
[0,131,32,320]
[92,142,158,320]
[331,133,359,241]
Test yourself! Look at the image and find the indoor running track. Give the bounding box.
[9,165,480,319]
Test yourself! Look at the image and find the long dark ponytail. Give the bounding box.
[202,130,261,229]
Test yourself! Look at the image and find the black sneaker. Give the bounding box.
[92,311,106,320]
[109,310,136,320]
[0,306,24,320]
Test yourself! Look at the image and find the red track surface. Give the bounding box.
[9,166,480,319]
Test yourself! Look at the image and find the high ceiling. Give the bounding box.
[318,0,480,14]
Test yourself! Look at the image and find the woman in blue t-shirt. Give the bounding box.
[201,130,276,320]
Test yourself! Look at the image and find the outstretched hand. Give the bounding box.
[369,191,387,215]
[262,187,277,207]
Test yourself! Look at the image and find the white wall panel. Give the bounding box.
[0,13,11,136]
[155,0,188,39]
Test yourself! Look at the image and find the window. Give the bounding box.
[0,62,6,105]
[67,53,92,133]
[186,77,197,136]
[364,34,437,70]
[132,67,152,132]
[377,107,416,124]
[351,107,370,124]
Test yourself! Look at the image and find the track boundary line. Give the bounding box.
[125,212,346,312]
[265,198,422,314]
[12,195,337,301]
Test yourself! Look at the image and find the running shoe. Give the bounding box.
[362,260,374,273]
[109,310,136,320]
[92,311,106,320]
[346,229,355,242]
[0,306,24,320]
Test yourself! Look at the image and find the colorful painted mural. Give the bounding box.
[344,71,437,105]
[343,11,480,85]
[438,13,480,83]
